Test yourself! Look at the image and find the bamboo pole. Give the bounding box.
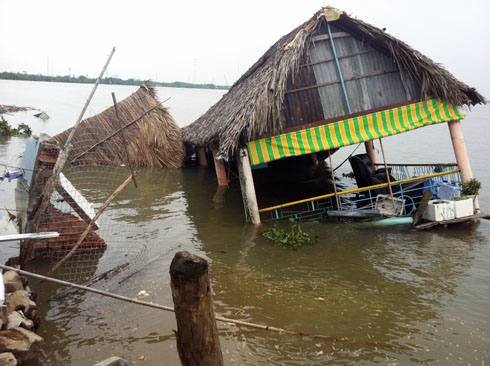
[328,150,340,210]
[46,174,135,277]
[111,92,138,188]
[378,138,397,213]
[23,47,116,267]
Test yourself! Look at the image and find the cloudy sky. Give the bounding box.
[1,0,489,97]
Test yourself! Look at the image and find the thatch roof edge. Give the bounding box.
[184,7,485,161]
[51,83,185,168]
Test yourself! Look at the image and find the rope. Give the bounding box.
[333,143,361,172]
[0,264,414,351]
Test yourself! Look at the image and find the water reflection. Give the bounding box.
[14,163,490,365]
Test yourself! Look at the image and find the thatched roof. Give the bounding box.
[51,84,185,168]
[184,7,485,161]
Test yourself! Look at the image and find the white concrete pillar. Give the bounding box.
[448,120,473,182]
[448,120,479,213]
[237,147,261,225]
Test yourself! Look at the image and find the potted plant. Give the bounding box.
[453,178,481,218]
[459,178,481,197]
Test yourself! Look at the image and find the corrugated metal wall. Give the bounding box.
[283,22,421,128]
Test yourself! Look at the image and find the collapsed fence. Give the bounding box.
[17,48,184,295]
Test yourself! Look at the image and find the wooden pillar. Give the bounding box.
[448,120,473,182]
[170,251,223,366]
[212,150,228,187]
[448,120,479,213]
[310,153,319,166]
[197,147,208,167]
[237,147,261,225]
[365,140,376,164]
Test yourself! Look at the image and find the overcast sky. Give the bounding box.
[1,0,489,97]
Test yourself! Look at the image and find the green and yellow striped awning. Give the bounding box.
[247,99,465,166]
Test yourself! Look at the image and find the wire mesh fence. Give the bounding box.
[26,85,184,294]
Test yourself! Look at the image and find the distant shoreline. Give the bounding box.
[0,72,230,91]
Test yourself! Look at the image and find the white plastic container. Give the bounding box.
[423,199,455,221]
[453,197,474,218]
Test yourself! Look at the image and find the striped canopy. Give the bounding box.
[247,99,465,166]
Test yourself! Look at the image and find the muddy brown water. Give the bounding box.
[1,81,489,365]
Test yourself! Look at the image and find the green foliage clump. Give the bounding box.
[262,218,313,249]
[0,118,32,137]
[459,178,481,196]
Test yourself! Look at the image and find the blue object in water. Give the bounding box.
[371,217,414,226]
[0,170,24,182]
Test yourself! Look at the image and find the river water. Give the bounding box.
[1,80,489,365]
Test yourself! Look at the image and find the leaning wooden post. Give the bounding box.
[170,251,223,366]
[212,150,228,186]
[237,147,261,225]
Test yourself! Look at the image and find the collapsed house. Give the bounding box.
[52,84,185,168]
[22,84,185,263]
[183,7,485,224]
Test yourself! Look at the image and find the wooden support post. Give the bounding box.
[365,140,376,164]
[212,150,228,187]
[237,147,261,225]
[170,251,223,366]
[198,147,208,167]
[311,153,319,165]
[448,120,473,182]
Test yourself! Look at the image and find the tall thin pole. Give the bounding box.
[64,47,116,148]
[112,92,138,188]
[23,47,116,267]
[378,138,397,213]
[327,21,352,115]
[328,150,340,210]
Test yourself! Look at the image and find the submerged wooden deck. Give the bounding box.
[412,212,490,230]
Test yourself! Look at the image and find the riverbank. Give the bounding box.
[0,72,230,91]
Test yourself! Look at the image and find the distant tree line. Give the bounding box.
[0,72,230,90]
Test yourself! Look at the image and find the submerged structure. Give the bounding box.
[52,84,185,169]
[19,84,183,279]
[184,7,485,225]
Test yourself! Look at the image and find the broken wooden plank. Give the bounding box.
[412,189,432,227]
[413,212,490,230]
[56,173,99,229]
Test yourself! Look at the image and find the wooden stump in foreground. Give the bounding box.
[170,251,223,366]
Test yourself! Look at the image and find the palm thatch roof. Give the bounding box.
[51,84,185,168]
[184,7,485,161]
